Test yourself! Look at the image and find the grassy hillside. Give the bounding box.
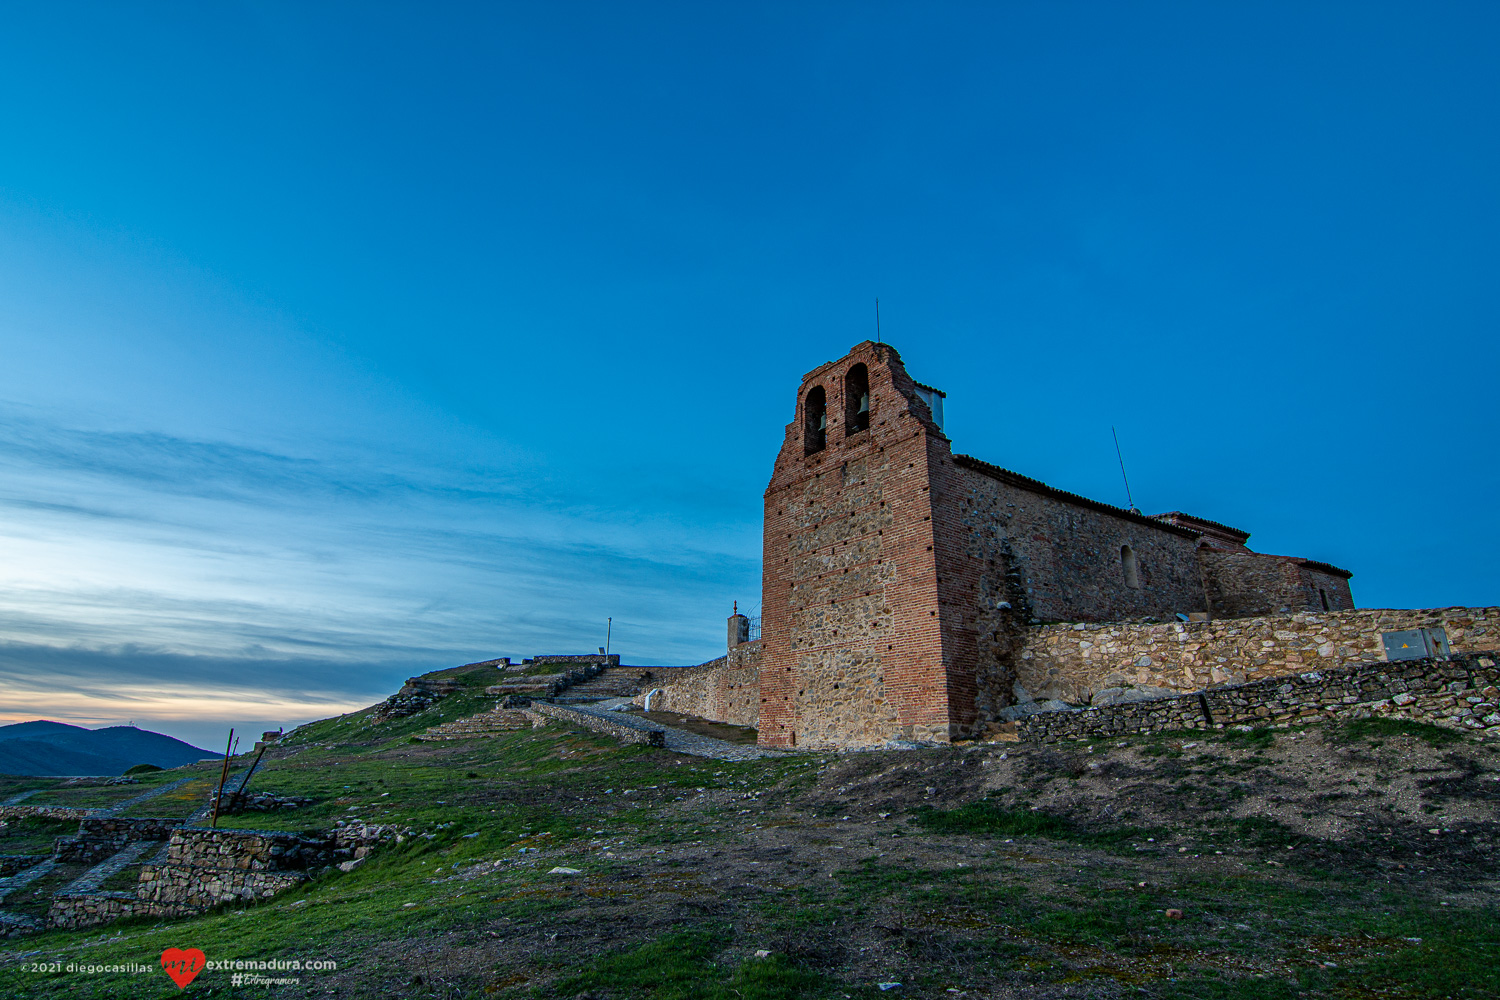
[0,690,1495,999]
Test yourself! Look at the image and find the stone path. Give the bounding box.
[57,840,157,895]
[0,790,39,806]
[0,858,57,904]
[101,777,195,817]
[560,702,788,761]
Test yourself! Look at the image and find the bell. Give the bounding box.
[857,393,869,416]
[817,412,827,431]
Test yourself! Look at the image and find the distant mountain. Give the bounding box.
[0,720,213,776]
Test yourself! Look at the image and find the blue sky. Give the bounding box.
[1,2,1495,749]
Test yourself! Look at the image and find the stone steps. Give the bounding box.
[554,668,651,702]
[415,709,536,741]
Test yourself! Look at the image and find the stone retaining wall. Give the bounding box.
[0,805,94,821]
[0,855,48,877]
[53,817,180,863]
[43,823,403,932]
[134,865,307,910]
[46,893,190,931]
[526,703,665,747]
[632,641,761,727]
[1016,607,1500,705]
[1017,651,1499,742]
[163,827,332,871]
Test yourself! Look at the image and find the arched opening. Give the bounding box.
[1121,545,1140,589]
[1319,588,1329,611]
[844,363,870,434]
[803,386,827,455]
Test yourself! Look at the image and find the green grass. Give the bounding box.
[1,695,1493,1000]
[1220,726,1277,748]
[1336,717,1466,746]
[539,927,831,999]
[0,815,79,854]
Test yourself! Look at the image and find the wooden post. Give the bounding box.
[228,744,269,815]
[210,728,234,829]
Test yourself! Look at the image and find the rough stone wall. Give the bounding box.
[948,459,1209,624]
[636,641,761,727]
[525,702,666,747]
[936,458,1208,734]
[162,828,332,871]
[1298,565,1355,613]
[47,894,189,931]
[1017,607,1500,705]
[0,855,47,877]
[1200,550,1354,617]
[525,654,620,666]
[135,865,306,909]
[0,806,92,821]
[53,817,179,863]
[1017,652,1499,742]
[759,341,950,748]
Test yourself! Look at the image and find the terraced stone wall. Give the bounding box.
[135,865,307,910]
[53,817,179,863]
[162,827,333,871]
[526,702,666,747]
[637,641,761,727]
[1017,607,1500,705]
[47,895,189,931]
[1017,652,1500,742]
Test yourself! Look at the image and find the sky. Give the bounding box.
[0,2,1495,750]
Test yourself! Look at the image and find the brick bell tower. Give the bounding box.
[758,342,970,748]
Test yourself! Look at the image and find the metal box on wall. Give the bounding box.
[1381,628,1450,661]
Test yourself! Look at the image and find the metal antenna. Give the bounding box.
[1112,426,1138,512]
[875,298,881,344]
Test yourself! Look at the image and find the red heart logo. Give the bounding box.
[160,947,206,989]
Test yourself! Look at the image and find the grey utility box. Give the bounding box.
[1381,628,1451,661]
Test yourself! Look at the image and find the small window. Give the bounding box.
[804,386,827,455]
[1319,588,1329,611]
[1121,545,1140,589]
[844,363,870,434]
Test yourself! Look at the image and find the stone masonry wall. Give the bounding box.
[47,895,190,931]
[1199,550,1354,618]
[1015,607,1500,705]
[47,823,401,931]
[948,458,1209,625]
[936,458,1209,735]
[162,827,333,871]
[759,341,948,748]
[1017,652,1499,742]
[53,817,180,863]
[0,806,93,821]
[525,702,666,747]
[636,640,761,727]
[134,865,306,910]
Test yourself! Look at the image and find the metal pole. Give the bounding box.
[210,728,234,829]
[605,617,612,657]
[1112,426,1136,512]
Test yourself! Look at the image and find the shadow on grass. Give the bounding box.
[1336,718,1466,746]
[909,801,1155,846]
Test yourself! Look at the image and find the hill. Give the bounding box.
[0,720,212,776]
[0,684,1495,998]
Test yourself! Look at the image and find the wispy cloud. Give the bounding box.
[0,404,754,738]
